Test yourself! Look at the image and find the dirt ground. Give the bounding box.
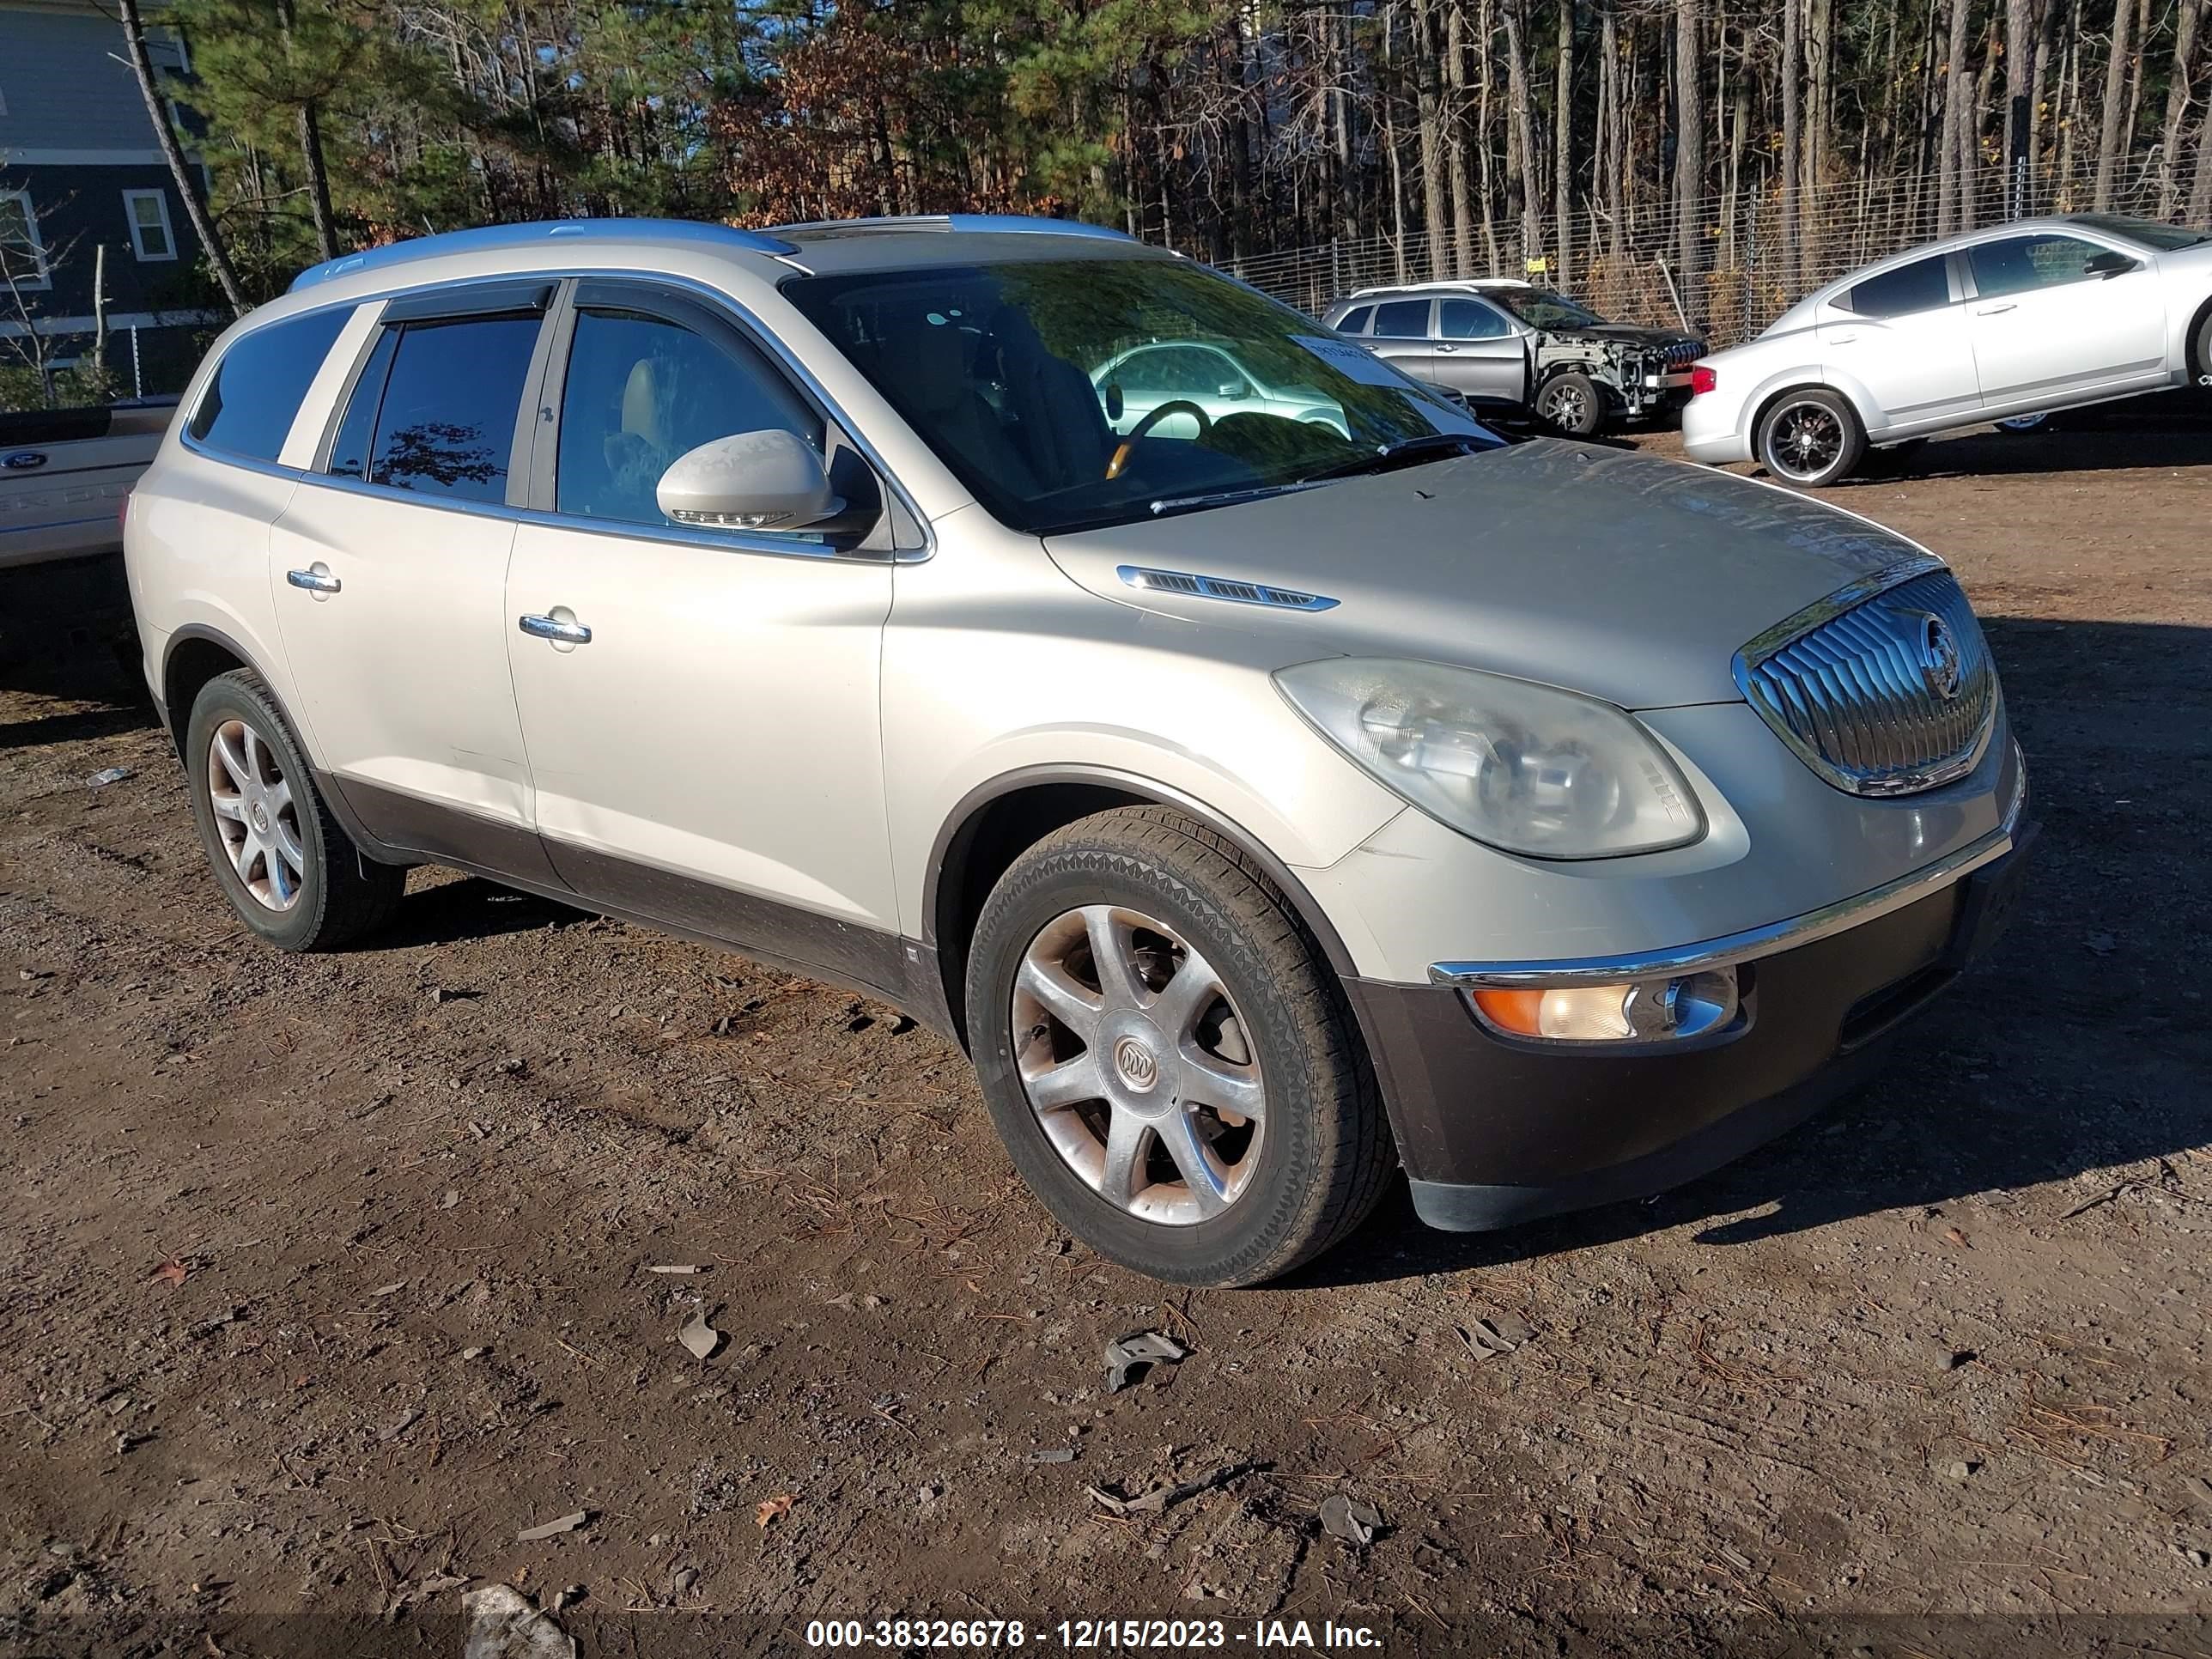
[3,411,2209,1659]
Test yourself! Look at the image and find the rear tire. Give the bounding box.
[185,670,404,951]
[2193,309,2212,386]
[1535,371,1605,438]
[1757,388,1865,487]
[965,806,1392,1287]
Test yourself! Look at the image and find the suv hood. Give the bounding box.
[1043,439,1936,709]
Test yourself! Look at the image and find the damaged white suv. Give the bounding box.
[125,216,2033,1286]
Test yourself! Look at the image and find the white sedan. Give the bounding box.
[1681,214,2212,485]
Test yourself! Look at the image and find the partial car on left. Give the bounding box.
[1,397,176,569]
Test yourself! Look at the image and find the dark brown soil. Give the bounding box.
[3,414,2209,1657]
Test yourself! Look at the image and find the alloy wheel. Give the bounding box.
[206,718,306,911]
[1541,382,1589,430]
[1767,400,1845,481]
[1011,904,1265,1226]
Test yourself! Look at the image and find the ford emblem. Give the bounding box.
[3,451,49,471]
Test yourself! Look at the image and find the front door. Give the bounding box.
[1362,297,1440,384]
[1430,297,1530,406]
[501,281,901,987]
[1962,231,2169,410]
[1814,252,1983,434]
[267,290,551,861]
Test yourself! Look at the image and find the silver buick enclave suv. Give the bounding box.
[124,216,2033,1286]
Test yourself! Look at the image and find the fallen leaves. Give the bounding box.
[149,1257,189,1291]
[755,1492,794,1531]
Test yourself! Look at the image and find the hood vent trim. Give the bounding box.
[1115,564,1339,612]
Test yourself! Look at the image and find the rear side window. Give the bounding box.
[331,313,541,503]
[186,307,350,461]
[1842,257,1951,319]
[1334,304,1375,336]
[1371,299,1432,338]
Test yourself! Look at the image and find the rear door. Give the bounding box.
[1364,298,1439,383]
[1814,252,1982,434]
[1430,298,1529,405]
[1962,231,2169,409]
[266,282,553,868]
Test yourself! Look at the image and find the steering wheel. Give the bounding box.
[1106,399,1213,480]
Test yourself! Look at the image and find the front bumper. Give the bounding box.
[1345,818,2037,1232]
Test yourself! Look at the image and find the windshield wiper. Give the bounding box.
[1146,480,1322,517]
[1297,433,1486,484]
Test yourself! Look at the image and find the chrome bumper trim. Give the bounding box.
[1429,769,2027,991]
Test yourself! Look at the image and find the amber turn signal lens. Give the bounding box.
[1468,988,1547,1036]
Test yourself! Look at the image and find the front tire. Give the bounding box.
[965,806,1392,1287]
[1535,371,1605,437]
[185,670,404,951]
[1757,388,1865,487]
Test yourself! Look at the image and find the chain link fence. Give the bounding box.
[1207,154,2197,343]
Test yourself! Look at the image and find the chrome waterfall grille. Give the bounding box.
[1734,561,1997,798]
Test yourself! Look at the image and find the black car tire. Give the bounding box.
[2193,308,2212,385]
[1535,371,1605,437]
[185,669,404,952]
[966,806,1394,1288]
[1756,388,1866,487]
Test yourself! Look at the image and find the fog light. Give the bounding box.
[1468,968,1739,1042]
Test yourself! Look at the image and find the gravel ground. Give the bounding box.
[3,412,2209,1658]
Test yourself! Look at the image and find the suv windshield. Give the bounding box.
[782,257,1492,535]
[2065,214,2212,252]
[1486,288,1605,329]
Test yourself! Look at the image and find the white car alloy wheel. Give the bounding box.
[206,717,307,911]
[1996,413,2049,432]
[1760,393,1862,485]
[1012,903,1264,1224]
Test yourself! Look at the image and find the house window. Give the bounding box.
[0,190,50,290]
[125,190,176,262]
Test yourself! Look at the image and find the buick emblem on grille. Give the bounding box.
[1917,612,1965,701]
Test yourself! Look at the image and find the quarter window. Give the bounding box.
[337,313,541,503]
[124,189,175,261]
[1371,299,1432,338]
[186,307,351,462]
[1438,299,1513,340]
[555,307,822,526]
[1969,234,2118,298]
[1842,256,1952,319]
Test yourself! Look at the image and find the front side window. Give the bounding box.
[325,313,539,502]
[1438,299,1514,340]
[0,189,49,289]
[1333,304,1376,336]
[187,307,351,462]
[1969,234,2118,298]
[2063,215,2210,252]
[783,257,1491,536]
[1370,299,1432,338]
[1843,256,1952,318]
[556,307,821,526]
[124,190,175,261]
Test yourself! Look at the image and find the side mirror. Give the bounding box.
[656,429,843,532]
[2086,250,2138,278]
[1101,381,1125,422]
[1217,380,1250,400]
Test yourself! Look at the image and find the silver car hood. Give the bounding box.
[1044,438,1936,708]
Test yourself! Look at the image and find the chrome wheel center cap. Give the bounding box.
[1113,1034,1160,1093]
[249,800,270,834]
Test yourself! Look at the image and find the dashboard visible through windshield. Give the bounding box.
[782,257,1495,535]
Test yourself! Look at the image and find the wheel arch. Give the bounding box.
[161,624,265,755]
[1747,377,1868,459]
[922,765,1360,1050]
[2185,292,2212,380]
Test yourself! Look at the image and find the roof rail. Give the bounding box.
[288,219,799,293]
[767,213,1137,243]
[1346,276,1530,299]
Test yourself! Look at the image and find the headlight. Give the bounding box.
[1273,658,1706,859]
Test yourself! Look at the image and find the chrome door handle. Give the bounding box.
[1434,343,1459,353]
[518,613,592,645]
[286,567,340,594]
[1826,332,1858,343]
[1977,302,2017,315]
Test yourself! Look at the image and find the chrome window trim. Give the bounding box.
[1429,752,2027,990]
[179,265,936,564]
